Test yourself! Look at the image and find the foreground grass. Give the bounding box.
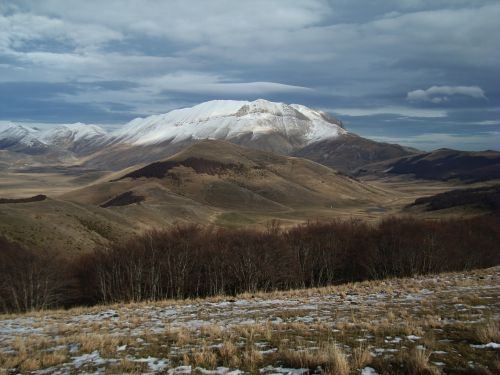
[1,267,499,374]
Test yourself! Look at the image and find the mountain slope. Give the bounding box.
[356,149,500,182]
[66,140,389,214]
[408,184,500,216]
[39,123,108,155]
[0,122,48,154]
[293,133,415,173]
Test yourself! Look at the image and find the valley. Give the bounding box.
[1,101,499,254]
[2,2,500,373]
[0,138,487,254]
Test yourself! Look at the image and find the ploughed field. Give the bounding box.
[1,268,499,375]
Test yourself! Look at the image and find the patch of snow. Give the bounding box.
[133,356,170,371]
[407,335,421,341]
[168,365,192,374]
[361,367,379,375]
[195,367,243,375]
[385,336,402,344]
[470,342,500,349]
[71,351,111,368]
[432,350,447,354]
[432,362,446,366]
[73,309,119,322]
[259,365,309,375]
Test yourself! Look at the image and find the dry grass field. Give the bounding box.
[1,267,498,374]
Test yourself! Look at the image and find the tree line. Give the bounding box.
[1,216,499,313]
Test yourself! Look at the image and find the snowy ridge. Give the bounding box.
[112,99,346,146]
[0,100,346,153]
[0,122,43,148]
[40,123,107,144]
[0,121,107,151]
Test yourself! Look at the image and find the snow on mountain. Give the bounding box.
[0,121,108,154]
[0,122,47,151]
[1,100,346,159]
[39,123,107,144]
[112,99,346,146]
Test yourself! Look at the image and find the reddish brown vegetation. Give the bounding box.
[0,237,65,312]
[118,157,247,180]
[0,194,46,204]
[1,216,499,313]
[100,191,145,208]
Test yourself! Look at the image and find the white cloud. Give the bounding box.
[53,72,311,116]
[407,85,487,102]
[143,72,311,95]
[332,106,447,118]
[475,120,499,125]
[0,12,122,52]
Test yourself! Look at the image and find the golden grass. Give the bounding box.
[112,358,144,374]
[192,346,217,369]
[403,348,442,375]
[60,333,125,357]
[242,347,263,372]
[351,345,372,369]
[476,320,500,344]
[219,339,238,365]
[281,342,349,375]
[172,328,194,346]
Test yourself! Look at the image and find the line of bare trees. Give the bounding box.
[1,216,500,313]
[0,237,66,313]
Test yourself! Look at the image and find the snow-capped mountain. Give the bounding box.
[0,122,107,155]
[39,123,108,154]
[0,100,412,172]
[1,100,344,156]
[0,122,48,153]
[40,123,107,145]
[112,99,346,150]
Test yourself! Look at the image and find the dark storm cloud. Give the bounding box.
[0,0,498,149]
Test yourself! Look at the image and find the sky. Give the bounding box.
[0,0,499,151]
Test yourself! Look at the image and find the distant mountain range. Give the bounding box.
[1,99,499,181]
[355,149,500,182]
[0,99,413,172]
[1,100,499,253]
[0,122,106,155]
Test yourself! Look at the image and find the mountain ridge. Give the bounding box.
[0,99,416,173]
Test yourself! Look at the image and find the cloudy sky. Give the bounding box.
[1,0,499,150]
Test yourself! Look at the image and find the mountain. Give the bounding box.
[293,133,415,173]
[82,99,349,170]
[408,184,500,216]
[0,122,48,154]
[64,140,389,217]
[0,122,107,156]
[39,123,108,155]
[111,99,346,152]
[356,149,500,182]
[0,100,418,173]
